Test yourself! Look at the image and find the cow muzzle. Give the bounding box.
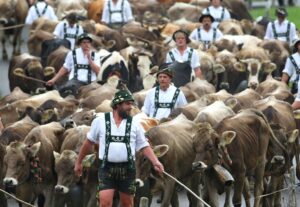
[3,177,18,187]
[192,161,208,171]
[0,18,8,25]
[55,185,69,194]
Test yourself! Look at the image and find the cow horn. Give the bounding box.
[293,109,300,119]
[288,129,299,143]
[13,68,25,77]
[53,151,61,162]
[44,66,56,77]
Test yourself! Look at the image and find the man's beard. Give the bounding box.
[118,109,129,119]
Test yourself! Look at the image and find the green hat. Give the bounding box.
[77,33,93,45]
[157,63,173,78]
[111,90,134,107]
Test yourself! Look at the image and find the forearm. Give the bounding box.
[142,146,160,165]
[89,59,100,75]
[52,67,68,83]
[194,67,203,79]
[76,139,94,164]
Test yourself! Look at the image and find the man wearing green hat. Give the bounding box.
[142,63,187,120]
[46,33,101,97]
[75,89,164,207]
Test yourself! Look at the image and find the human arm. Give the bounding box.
[85,52,101,75]
[74,139,95,176]
[101,1,109,24]
[281,73,289,83]
[46,67,68,86]
[264,23,273,40]
[141,146,164,174]
[281,57,293,84]
[194,67,203,79]
[124,1,134,22]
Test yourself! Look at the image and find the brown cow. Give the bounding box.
[3,122,65,206]
[0,87,30,107]
[0,0,28,60]
[192,109,286,207]
[53,125,98,207]
[136,114,200,207]
[87,0,104,23]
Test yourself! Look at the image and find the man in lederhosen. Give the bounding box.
[142,64,187,120]
[101,0,134,29]
[25,0,57,25]
[264,7,298,45]
[282,38,300,95]
[74,89,164,207]
[190,13,223,50]
[202,0,231,28]
[166,29,203,86]
[53,12,84,49]
[46,33,101,97]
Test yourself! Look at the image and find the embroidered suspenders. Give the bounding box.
[197,28,217,47]
[207,7,225,23]
[34,3,48,17]
[153,87,180,118]
[168,48,193,62]
[102,113,134,169]
[72,50,95,83]
[272,21,291,42]
[108,0,125,23]
[289,56,300,90]
[63,23,79,39]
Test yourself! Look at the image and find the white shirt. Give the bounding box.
[264,19,298,44]
[87,112,149,162]
[63,48,101,82]
[189,27,223,49]
[142,85,187,120]
[25,2,57,25]
[53,21,84,49]
[101,0,133,24]
[166,47,201,70]
[202,6,231,28]
[282,52,300,85]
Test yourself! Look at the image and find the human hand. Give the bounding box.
[46,79,55,86]
[74,162,83,177]
[153,160,164,175]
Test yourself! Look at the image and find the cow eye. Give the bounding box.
[206,145,214,151]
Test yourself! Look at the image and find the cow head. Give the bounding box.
[61,108,96,129]
[135,145,168,191]
[3,141,41,187]
[53,151,96,194]
[192,122,236,170]
[233,58,276,89]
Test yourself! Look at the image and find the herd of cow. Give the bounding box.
[0,0,300,207]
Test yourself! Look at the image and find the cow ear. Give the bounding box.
[233,62,246,72]
[53,151,61,162]
[213,64,226,74]
[262,61,276,74]
[27,142,41,156]
[293,110,300,119]
[224,97,238,109]
[13,68,25,77]
[153,144,169,158]
[288,129,299,143]
[82,154,96,168]
[219,131,236,147]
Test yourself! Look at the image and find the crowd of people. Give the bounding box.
[5,0,298,206]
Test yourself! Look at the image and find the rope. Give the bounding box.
[162,171,211,207]
[13,73,47,84]
[0,23,25,31]
[0,188,36,207]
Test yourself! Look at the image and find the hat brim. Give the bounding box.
[77,37,93,44]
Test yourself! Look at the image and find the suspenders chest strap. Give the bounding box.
[63,23,80,39]
[102,113,134,169]
[289,56,300,75]
[169,48,193,62]
[34,3,48,17]
[153,87,181,118]
[272,21,291,41]
[108,0,125,23]
[72,50,95,83]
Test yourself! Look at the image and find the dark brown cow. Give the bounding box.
[193,109,286,207]
[136,114,200,207]
[3,122,65,206]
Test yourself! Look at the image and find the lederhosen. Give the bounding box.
[197,27,217,49]
[272,21,291,42]
[168,48,194,87]
[153,86,180,118]
[108,0,125,29]
[288,55,300,93]
[207,7,225,24]
[34,3,48,17]
[97,113,136,193]
[59,50,95,97]
[63,22,79,40]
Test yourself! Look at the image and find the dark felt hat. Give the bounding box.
[275,7,288,16]
[199,13,215,23]
[157,63,173,78]
[77,33,93,44]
